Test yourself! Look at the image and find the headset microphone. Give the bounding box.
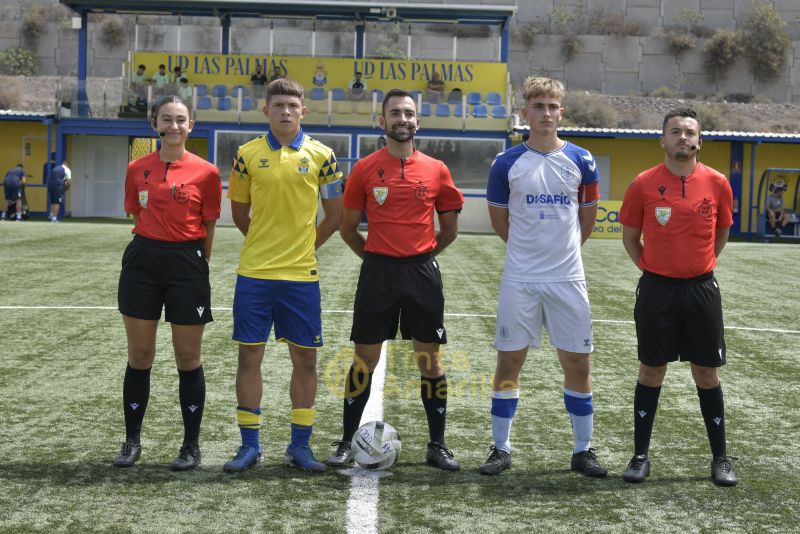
[158,131,167,137]
[690,145,699,151]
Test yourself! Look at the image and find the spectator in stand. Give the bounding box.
[447,88,463,105]
[268,65,285,83]
[425,71,445,104]
[131,64,148,105]
[251,64,268,100]
[347,72,368,101]
[152,64,170,96]
[178,78,193,101]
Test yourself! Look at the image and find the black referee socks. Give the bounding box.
[421,375,448,446]
[342,364,373,442]
[697,384,726,458]
[123,364,151,444]
[178,365,205,447]
[633,382,661,457]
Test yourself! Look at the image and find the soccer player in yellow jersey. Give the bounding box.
[223,78,343,472]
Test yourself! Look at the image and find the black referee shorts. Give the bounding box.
[634,270,726,368]
[118,235,212,325]
[350,252,447,345]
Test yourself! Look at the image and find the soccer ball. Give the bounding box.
[351,421,401,470]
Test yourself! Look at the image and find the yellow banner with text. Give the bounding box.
[593,200,623,239]
[131,52,507,94]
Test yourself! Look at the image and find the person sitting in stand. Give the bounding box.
[348,72,368,101]
[425,71,445,104]
[766,179,792,237]
[178,78,193,101]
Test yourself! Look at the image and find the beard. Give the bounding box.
[385,124,417,143]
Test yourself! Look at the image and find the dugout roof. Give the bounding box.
[59,1,517,25]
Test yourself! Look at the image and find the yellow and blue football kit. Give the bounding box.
[228,128,342,347]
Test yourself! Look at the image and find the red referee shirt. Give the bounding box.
[124,151,222,242]
[343,147,464,257]
[619,162,733,278]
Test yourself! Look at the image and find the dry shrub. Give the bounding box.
[0,77,24,109]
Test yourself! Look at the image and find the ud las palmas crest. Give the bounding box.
[373,186,388,205]
[655,206,671,225]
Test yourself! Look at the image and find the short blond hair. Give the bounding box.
[522,76,565,102]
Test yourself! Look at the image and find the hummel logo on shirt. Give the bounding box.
[196,306,205,317]
[638,410,647,418]
[130,403,140,411]
[713,417,722,426]
[436,328,444,339]
[188,405,198,413]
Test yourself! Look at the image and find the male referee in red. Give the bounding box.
[619,108,737,486]
[327,88,464,470]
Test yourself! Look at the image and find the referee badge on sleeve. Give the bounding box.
[138,190,149,209]
[655,207,671,226]
[373,186,388,206]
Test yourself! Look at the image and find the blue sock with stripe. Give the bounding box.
[564,388,594,453]
[236,406,261,450]
[490,389,519,453]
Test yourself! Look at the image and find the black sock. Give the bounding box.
[633,382,661,456]
[421,375,448,446]
[178,365,205,447]
[123,364,151,444]
[342,365,373,442]
[697,384,727,458]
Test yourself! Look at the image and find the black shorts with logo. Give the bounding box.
[350,252,447,345]
[634,270,726,368]
[118,234,212,325]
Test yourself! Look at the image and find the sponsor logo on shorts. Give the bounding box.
[655,207,671,225]
[196,306,205,317]
[436,328,445,339]
[373,187,388,205]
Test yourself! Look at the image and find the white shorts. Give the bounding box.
[493,279,593,353]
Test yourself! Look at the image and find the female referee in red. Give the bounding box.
[113,95,222,470]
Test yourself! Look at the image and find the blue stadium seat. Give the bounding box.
[217,97,232,111]
[212,84,227,97]
[435,103,450,117]
[310,87,326,100]
[486,92,502,106]
[454,103,468,117]
[420,102,432,117]
[241,97,255,111]
[492,105,508,119]
[473,104,488,118]
[231,85,247,97]
[196,96,212,110]
[467,92,482,105]
[195,84,208,97]
[331,88,346,101]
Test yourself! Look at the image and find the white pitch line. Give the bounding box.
[344,341,388,534]
[1,306,797,335]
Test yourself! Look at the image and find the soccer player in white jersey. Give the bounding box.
[479,76,606,477]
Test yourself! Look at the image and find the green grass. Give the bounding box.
[0,221,798,533]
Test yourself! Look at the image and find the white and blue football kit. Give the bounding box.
[484,140,603,466]
[487,141,599,353]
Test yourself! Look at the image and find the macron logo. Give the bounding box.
[436,328,444,339]
[437,407,445,415]
[637,410,647,418]
[582,155,596,171]
[130,403,140,411]
[346,398,355,406]
[196,306,205,317]
[188,405,198,413]
[713,417,722,426]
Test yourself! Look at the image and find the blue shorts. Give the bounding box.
[232,275,323,348]
[48,186,64,204]
[4,183,21,201]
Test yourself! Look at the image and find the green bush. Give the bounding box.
[703,30,744,79]
[563,92,617,128]
[0,47,39,76]
[21,4,48,49]
[593,10,646,36]
[658,28,696,57]
[650,85,675,99]
[741,1,790,80]
[694,104,726,132]
[99,15,127,49]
